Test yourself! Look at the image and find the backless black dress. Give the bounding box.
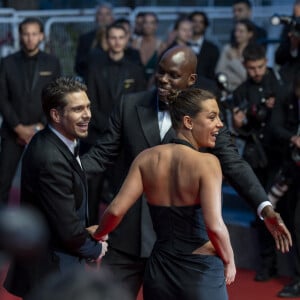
[143,204,228,300]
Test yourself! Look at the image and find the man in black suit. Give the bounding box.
[0,17,61,205]
[85,22,146,223]
[4,77,108,299]
[188,11,220,80]
[82,45,291,300]
[87,22,146,144]
[74,2,114,81]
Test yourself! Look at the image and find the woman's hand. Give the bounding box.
[224,261,236,285]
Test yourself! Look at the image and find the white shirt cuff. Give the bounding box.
[257,201,273,220]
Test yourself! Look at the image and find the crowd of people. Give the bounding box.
[0,0,299,299]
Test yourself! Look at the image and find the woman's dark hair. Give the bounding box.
[232,18,256,47]
[168,88,216,130]
[42,77,87,121]
[173,16,191,31]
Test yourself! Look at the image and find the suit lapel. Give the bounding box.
[46,128,87,184]
[162,127,176,144]
[136,90,161,147]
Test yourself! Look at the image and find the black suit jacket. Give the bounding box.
[196,39,220,80]
[82,89,269,257]
[0,50,61,137]
[86,52,146,142]
[4,127,101,297]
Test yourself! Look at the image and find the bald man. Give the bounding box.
[82,46,291,300]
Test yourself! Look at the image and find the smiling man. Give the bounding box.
[4,77,108,299]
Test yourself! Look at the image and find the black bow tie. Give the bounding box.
[158,100,169,111]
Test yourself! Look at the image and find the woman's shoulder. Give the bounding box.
[196,152,221,170]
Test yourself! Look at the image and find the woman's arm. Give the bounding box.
[199,154,236,284]
[93,154,144,240]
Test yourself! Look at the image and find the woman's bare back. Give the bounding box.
[138,143,221,207]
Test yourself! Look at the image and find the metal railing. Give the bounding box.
[0,5,295,75]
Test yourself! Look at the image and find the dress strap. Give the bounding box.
[171,138,196,150]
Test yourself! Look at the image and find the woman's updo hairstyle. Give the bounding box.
[167,88,216,130]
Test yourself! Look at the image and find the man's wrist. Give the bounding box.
[257,201,273,220]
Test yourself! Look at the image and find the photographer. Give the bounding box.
[232,43,284,281]
[271,71,300,298]
[275,0,300,83]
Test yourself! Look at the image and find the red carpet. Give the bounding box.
[1,268,295,300]
[227,269,294,300]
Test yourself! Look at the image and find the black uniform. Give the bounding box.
[0,50,61,205]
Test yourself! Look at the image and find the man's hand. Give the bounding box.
[262,206,292,253]
[265,96,275,109]
[232,108,246,129]
[14,124,37,145]
[291,135,300,148]
[86,225,98,236]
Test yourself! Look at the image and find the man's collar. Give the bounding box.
[48,125,77,154]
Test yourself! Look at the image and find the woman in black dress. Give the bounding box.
[90,88,235,300]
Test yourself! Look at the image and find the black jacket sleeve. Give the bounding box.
[211,126,269,210]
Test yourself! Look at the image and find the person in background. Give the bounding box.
[0,17,61,206]
[216,19,256,92]
[85,22,146,223]
[275,0,300,84]
[188,11,220,80]
[167,16,193,49]
[74,1,114,81]
[112,17,143,65]
[232,43,285,282]
[3,77,108,299]
[132,12,167,88]
[89,88,235,300]
[132,12,145,40]
[270,71,300,298]
[81,45,291,300]
[230,0,267,45]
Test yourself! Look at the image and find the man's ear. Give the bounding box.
[50,108,61,124]
[188,73,197,87]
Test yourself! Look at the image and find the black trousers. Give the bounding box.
[0,134,24,205]
[101,248,147,300]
